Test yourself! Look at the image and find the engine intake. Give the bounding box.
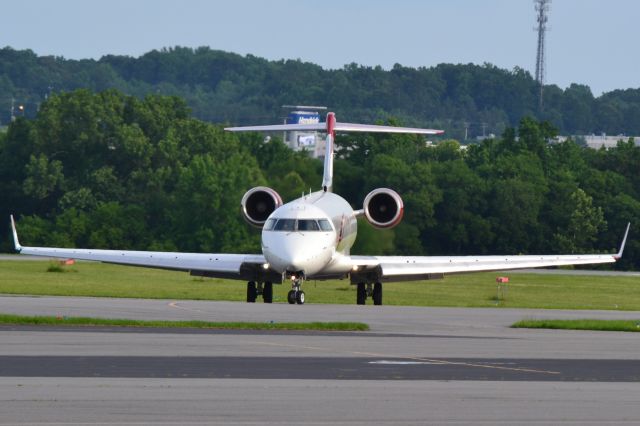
[363,188,404,229]
[241,186,283,227]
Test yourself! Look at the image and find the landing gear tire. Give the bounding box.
[373,282,383,306]
[287,290,296,305]
[356,282,366,305]
[263,281,273,303]
[296,290,305,305]
[247,281,257,303]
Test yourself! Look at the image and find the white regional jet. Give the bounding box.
[10,112,630,305]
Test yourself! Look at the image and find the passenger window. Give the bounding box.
[298,219,320,231]
[274,219,296,231]
[263,218,276,231]
[318,219,333,231]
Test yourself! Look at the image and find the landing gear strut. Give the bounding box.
[287,277,305,305]
[246,281,273,303]
[356,282,383,305]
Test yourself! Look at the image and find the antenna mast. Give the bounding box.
[534,0,550,111]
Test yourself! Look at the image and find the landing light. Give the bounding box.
[262,263,270,270]
[352,265,359,271]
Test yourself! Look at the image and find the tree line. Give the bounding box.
[1,46,640,139]
[0,90,637,269]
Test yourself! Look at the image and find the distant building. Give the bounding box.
[282,106,327,159]
[475,133,496,142]
[556,134,639,149]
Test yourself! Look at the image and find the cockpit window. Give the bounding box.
[273,218,296,231]
[318,219,333,231]
[297,219,320,231]
[266,218,333,232]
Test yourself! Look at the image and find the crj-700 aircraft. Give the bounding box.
[11,112,630,305]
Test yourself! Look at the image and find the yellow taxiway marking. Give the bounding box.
[167,301,206,314]
[249,340,560,375]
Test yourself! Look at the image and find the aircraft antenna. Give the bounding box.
[534,0,551,111]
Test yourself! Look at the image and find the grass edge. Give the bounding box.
[0,313,369,331]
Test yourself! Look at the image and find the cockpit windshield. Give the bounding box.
[273,218,296,231]
[265,218,333,232]
[297,219,320,231]
[263,218,277,230]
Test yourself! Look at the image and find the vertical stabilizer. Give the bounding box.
[322,112,336,192]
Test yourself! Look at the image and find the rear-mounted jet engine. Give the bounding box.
[241,186,283,227]
[363,188,404,229]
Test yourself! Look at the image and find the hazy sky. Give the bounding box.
[3,0,638,95]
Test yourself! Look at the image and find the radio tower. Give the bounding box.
[534,0,550,111]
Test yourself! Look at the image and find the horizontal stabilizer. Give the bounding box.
[225,115,444,135]
[225,123,325,132]
[334,122,443,135]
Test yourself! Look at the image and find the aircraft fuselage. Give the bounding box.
[261,191,357,280]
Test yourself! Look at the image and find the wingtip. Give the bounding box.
[614,222,631,260]
[10,215,22,253]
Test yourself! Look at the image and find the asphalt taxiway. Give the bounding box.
[0,296,639,425]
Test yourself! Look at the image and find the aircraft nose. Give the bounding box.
[263,233,332,276]
[278,244,306,271]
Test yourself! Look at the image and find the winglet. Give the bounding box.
[614,222,631,260]
[10,215,22,253]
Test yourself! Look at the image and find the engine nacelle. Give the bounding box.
[241,186,283,228]
[363,188,404,229]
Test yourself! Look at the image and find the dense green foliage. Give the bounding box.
[1,46,640,138]
[0,89,638,269]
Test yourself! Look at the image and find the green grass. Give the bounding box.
[512,319,640,332]
[46,261,78,273]
[0,313,368,331]
[0,260,639,310]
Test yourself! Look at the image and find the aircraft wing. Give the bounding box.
[9,216,275,282]
[350,223,630,282]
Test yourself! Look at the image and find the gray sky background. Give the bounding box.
[2,0,637,95]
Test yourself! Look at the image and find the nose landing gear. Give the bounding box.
[287,276,305,305]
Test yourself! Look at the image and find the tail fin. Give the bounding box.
[322,112,336,192]
[225,113,444,192]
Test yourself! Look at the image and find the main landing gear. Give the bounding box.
[356,282,382,306]
[287,276,305,305]
[246,281,273,303]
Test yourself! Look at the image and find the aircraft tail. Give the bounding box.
[225,114,443,192]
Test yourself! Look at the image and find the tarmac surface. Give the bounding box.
[0,295,639,425]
